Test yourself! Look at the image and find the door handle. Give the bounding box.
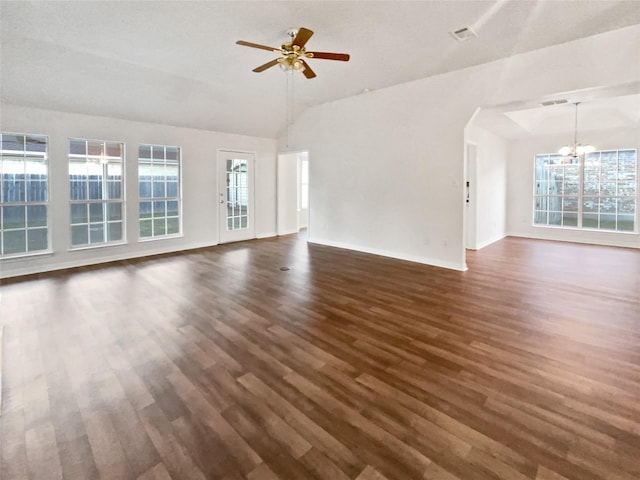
[219,200,225,204]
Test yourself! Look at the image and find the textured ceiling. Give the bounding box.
[2,0,640,138]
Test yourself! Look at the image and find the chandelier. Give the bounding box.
[558,102,595,157]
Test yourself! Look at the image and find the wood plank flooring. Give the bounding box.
[1,234,639,480]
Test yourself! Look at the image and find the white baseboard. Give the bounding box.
[308,237,468,271]
[0,240,220,279]
[256,232,277,239]
[505,230,640,249]
[475,234,507,250]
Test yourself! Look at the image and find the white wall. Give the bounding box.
[0,104,277,278]
[465,125,508,250]
[506,126,640,249]
[284,25,640,271]
[277,152,299,235]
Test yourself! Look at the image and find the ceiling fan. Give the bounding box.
[236,27,350,79]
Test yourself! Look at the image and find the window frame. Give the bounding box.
[138,144,182,241]
[68,138,126,249]
[1,132,51,258]
[533,149,637,233]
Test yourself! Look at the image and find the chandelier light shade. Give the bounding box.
[559,102,595,158]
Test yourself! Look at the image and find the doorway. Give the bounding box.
[277,150,309,235]
[218,150,255,243]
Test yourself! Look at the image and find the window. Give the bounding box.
[1,133,49,256]
[69,139,124,247]
[138,145,180,239]
[534,149,637,232]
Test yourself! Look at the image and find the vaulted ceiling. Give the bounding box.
[2,1,640,139]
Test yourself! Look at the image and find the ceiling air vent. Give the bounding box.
[540,99,569,107]
[450,26,477,42]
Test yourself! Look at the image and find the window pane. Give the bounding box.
[71,204,88,224]
[3,205,25,228]
[618,181,636,196]
[87,141,103,156]
[600,182,616,196]
[107,163,122,179]
[27,205,47,227]
[89,203,104,222]
[166,200,179,217]
[583,197,597,213]
[88,181,103,200]
[153,218,166,236]
[139,145,151,159]
[25,136,47,152]
[89,223,104,243]
[3,180,25,202]
[583,213,598,229]
[2,135,24,151]
[166,147,179,161]
[153,201,166,217]
[139,201,152,219]
[140,219,152,237]
[3,229,26,254]
[107,222,122,242]
[26,180,47,202]
[151,164,165,181]
[27,228,47,251]
[562,197,578,213]
[152,182,166,197]
[548,211,562,226]
[167,217,179,235]
[69,139,86,155]
[563,213,578,227]
[106,143,122,158]
[107,203,122,221]
[152,146,165,160]
[71,225,88,246]
[70,181,87,200]
[139,182,152,198]
[618,197,635,215]
[166,182,178,197]
[618,215,635,232]
[599,199,615,214]
[107,182,121,199]
[600,214,616,230]
[165,165,178,181]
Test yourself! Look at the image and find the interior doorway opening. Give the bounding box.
[277,150,309,235]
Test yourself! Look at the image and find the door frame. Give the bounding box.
[217,149,256,244]
[465,142,478,251]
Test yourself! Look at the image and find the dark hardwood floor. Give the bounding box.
[1,234,639,480]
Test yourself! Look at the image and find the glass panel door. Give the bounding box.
[218,151,254,243]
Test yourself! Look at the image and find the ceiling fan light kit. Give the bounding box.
[236,27,350,79]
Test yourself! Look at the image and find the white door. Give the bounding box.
[218,150,255,243]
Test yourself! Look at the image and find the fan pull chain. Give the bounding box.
[285,69,294,148]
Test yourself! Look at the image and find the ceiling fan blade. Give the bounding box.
[236,40,280,52]
[252,58,280,72]
[300,60,316,79]
[292,27,314,48]
[307,52,350,61]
